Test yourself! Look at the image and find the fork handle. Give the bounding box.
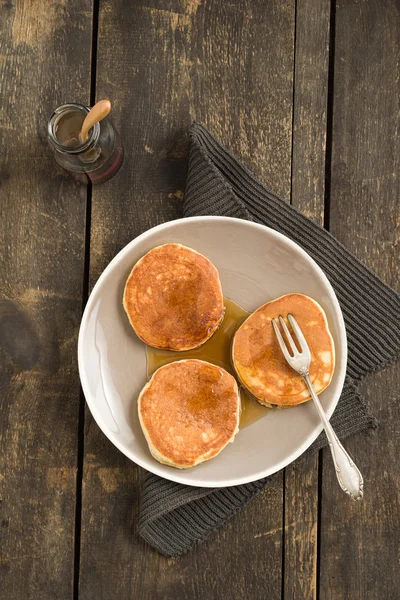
[303,374,364,501]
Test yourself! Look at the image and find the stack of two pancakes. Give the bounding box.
[124,244,335,469]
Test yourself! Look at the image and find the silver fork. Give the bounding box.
[272,314,364,500]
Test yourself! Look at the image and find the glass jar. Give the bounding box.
[47,103,123,184]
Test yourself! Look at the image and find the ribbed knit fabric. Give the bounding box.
[139,123,400,558]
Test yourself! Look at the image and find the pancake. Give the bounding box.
[138,359,240,468]
[232,293,335,407]
[123,243,224,351]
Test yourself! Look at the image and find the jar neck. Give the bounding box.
[47,103,100,154]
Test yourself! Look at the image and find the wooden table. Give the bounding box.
[1,1,399,598]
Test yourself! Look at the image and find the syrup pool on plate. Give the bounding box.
[146,297,273,429]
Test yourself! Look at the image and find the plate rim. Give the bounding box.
[78,216,347,487]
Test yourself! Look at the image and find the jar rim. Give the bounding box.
[47,103,100,154]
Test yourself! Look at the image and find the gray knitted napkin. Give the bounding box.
[139,123,400,557]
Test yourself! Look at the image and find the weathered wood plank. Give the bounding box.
[284,1,331,598]
[291,0,330,226]
[79,1,295,598]
[319,0,400,598]
[0,1,93,598]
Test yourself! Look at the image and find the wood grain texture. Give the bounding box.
[0,1,92,598]
[284,1,331,598]
[319,1,400,599]
[1,0,398,597]
[79,1,295,598]
[291,0,330,225]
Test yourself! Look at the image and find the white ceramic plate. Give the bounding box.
[78,217,347,487]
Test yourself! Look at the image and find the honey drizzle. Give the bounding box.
[146,297,273,429]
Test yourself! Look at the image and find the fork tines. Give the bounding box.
[272,314,311,371]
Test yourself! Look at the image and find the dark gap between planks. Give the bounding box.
[73,1,100,598]
[323,0,337,233]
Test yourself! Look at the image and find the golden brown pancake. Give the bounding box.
[232,294,335,407]
[138,359,240,468]
[123,243,224,351]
